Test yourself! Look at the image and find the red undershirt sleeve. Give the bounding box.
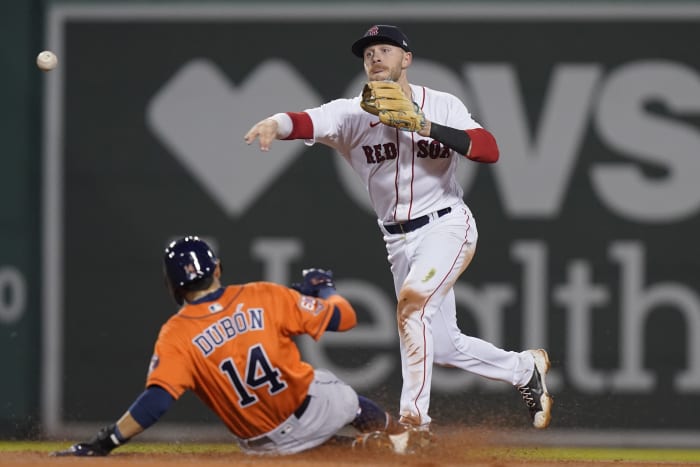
[284,112,314,140]
[465,128,499,163]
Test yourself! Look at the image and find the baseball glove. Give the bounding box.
[360,81,426,132]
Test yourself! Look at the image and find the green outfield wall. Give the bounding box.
[0,0,42,438]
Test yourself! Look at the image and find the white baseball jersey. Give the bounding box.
[297,83,535,427]
[303,84,481,223]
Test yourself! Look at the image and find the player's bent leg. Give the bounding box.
[262,369,359,454]
[433,325,533,384]
[431,287,533,385]
[431,302,553,429]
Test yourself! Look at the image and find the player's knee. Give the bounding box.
[396,287,426,323]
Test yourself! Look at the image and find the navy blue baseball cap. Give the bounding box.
[351,24,411,58]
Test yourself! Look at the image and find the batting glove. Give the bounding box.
[291,268,336,299]
[50,423,126,457]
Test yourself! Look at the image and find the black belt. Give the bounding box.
[384,207,451,235]
[294,394,311,419]
[245,395,311,448]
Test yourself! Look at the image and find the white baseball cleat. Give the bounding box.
[352,427,435,454]
[517,349,553,429]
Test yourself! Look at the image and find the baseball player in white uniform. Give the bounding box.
[245,24,553,432]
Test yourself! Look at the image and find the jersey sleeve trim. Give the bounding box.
[146,378,184,400]
[323,295,357,333]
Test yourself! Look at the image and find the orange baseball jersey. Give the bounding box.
[146,282,346,439]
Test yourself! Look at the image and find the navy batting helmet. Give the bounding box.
[163,236,218,304]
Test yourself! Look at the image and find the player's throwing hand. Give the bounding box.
[244,117,280,151]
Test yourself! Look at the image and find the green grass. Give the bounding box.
[2,441,700,463]
[0,440,240,454]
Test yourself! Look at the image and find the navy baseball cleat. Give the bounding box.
[517,349,553,429]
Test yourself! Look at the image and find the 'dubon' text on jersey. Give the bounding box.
[146,282,336,439]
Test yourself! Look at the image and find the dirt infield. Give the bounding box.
[2,427,699,466]
[0,451,649,467]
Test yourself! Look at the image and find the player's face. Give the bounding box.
[363,44,410,82]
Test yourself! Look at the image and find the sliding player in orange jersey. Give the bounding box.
[52,236,429,456]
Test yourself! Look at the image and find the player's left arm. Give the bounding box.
[50,386,175,457]
[415,92,499,162]
[418,120,499,163]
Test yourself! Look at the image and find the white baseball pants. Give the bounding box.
[379,202,534,426]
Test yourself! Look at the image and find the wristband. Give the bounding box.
[94,423,125,453]
[429,122,471,155]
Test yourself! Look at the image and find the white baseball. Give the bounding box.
[36,50,58,71]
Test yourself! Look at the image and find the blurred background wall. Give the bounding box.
[0,0,42,439]
[2,0,700,447]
